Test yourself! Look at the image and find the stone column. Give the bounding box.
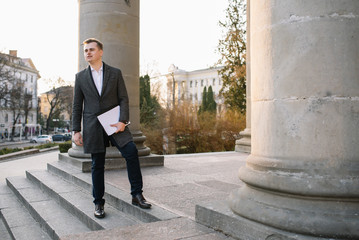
[69,0,150,158]
[235,0,251,153]
[230,1,359,238]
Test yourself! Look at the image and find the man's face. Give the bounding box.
[84,42,103,64]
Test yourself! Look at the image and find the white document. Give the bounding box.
[97,105,120,136]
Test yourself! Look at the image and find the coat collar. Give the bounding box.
[86,62,110,99]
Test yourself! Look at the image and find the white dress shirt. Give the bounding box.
[91,65,103,96]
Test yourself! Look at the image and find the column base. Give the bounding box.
[59,153,164,172]
[228,185,359,239]
[196,200,313,240]
[196,187,359,239]
[68,130,151,158]
[235,128,251,153]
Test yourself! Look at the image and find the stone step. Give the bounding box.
[26,169,141,231]
[47,161,179,224]
[61,217,236,240]
[0,184,51,240]
[0,215,12,240]
[6,176,92,240]
[59,152,164,172]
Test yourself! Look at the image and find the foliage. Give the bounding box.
[59,140,72,153]
[198,86,217,115]
[139,74,165,154]
[139,74,162,128]
[0,147,22,155]
[198,86,207,114]
[24,143,58,150]
[166,102,245,154]
[217,0,247,114]
[35,142,57,149]
[42,78,70,134]
[0,142,59,156]
[141,126,164,155]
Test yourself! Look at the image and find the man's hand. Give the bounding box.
[110,122,126,133]
[73,132,83,146]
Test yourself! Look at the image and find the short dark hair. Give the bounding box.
[83,38,103,50]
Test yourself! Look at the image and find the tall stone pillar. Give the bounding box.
[69,0,151,158]
[230,1,359,238]
[235,0,251,153]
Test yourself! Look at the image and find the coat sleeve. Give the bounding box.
[72,73,84,132]
[117,70,130,123]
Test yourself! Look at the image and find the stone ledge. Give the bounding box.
[0,146,59,161]
[58,153,164,172]
[195,200,320,240]
[0,149,39,161]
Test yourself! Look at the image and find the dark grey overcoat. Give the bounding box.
[72,62,133,153]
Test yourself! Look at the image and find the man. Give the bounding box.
[72,38,151,219]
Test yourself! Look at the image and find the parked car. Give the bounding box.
[52,134,65,142]
[63,133,72,141]
[30,135,53,143]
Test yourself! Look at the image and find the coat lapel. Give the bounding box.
[86,66,101,99]
[101,63,110,97]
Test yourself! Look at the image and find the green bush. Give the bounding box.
[24,146,34,150]
[35,143,57,149]
[0,147,22,155]
[59,141,72,153]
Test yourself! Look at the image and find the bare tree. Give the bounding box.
[7,78,24,141]
[60,86,74,130]
[22,91,33,139]
[42,78,69,134]
[0,54,12,102]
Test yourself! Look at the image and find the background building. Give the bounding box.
[0,50,40,139]
[165,64,224,112]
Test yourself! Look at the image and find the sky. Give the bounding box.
[0,0,227,94]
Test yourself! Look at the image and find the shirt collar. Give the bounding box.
[90,64,103,72]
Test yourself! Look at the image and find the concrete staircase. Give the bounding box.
[0,160,178,240]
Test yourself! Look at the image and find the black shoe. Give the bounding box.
[94,204,105,218]
[132,194,152,209]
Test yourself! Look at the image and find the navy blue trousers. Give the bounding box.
[91,139,143,205]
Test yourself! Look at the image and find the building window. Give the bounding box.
[5,114,8,123]
[213,78,216,86]
[195,80,198,87]
[30,114,33,122]
[201,80,203,87]
[190,81,192,88]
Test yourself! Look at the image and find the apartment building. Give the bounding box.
[0,50,40,138]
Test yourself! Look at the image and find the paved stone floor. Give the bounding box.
[0,150,249,239]
[105,152,247,220]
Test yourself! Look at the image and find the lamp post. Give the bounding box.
[168,64,177,109]
[53,118,59,133]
